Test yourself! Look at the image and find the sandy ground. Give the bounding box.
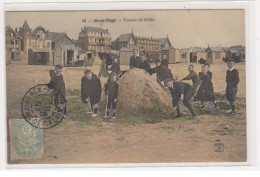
[6,54,247,164]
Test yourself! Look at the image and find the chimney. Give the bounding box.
[106,29,108,32]
[15,28,17,32]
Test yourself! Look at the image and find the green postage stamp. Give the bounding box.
[9,119,44,160]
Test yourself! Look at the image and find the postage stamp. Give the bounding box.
[9,119,44,160]
[21,84,66,129]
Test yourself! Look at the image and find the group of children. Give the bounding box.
[81,65,120,119]
[48,48,240,120]
[164,59,240,119]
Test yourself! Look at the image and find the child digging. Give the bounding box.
[104,73,119,119]
[81,69,102,118]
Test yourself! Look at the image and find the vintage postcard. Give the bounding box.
[5,7,248,166]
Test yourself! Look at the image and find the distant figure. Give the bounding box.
[138,53,150,72]
[164,78,197,119]
[129,49,140,68]
[150,59,173,82]
[48,65,66,112]
[98,57,108,77]
[110,56,121,76]
[104,73,119,119]
[226,59,240,115]
[81,69,102,118]
[181,64,200,90]
[161,54,169,68]
[196,64,217,108]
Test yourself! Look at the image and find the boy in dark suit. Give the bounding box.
[104,73,119,119]
[48,65,66,113]
[81,69,102,118]
[226,59,240,115]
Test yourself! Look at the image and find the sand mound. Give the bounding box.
[117,68,172,111]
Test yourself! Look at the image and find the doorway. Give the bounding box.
[67,50,74,65]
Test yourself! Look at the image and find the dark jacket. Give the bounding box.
[170,81,195,107]
[182,70,200,89]
[161,58,169,68]
[150,64,173,81]
[111,62,121,75]
[226,69,240,87]
[105,81,119,100]
[81,74,101,102]
[138,60,151,72]
[129,56,140,68]
[196,71,215,102]
[48,70,65,97]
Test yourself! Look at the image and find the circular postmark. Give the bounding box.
[21,84,66,129]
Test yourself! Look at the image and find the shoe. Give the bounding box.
[104,115,110,118]
[175,114,182,118]
[86,111,92,115]
[226,111,236,116]
[112,116,116,119]
[92,114,98,118]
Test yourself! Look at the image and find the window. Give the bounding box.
[207,52,212,58]
[182,54,186,58]
[47,42,50,48]
[215,52,220,59]
[11,40,15,45]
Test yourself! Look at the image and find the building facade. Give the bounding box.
[205,46,225,64]
[78,26,112,56]
[112,32,162,61]
[5,26,22,62]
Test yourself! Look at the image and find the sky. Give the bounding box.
[5,10,245,49]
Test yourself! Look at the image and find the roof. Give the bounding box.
[29,48,50,52]
[22,20,30,30]
[5,26,22,39]
[193,48,206,52]
[158,38,171,46]
[116,33,134,42]
[47,32,67,42]
[180,48,190,53]
[161,47,172,50]
[208,47,224,52]
[32,26,47,35]
[81,26,109,33]
[57,44,83,51]
[119,47,137,52]
[135,36,159,42]
[229,49,239,53]
[230,45,245,53]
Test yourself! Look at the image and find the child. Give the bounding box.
[81,69,102,118]
[226,59,240,115]
[181,64,200,90]
[164,78,197,119]
[138,53,151,72]
[110,57,121,76]
[104,73,119,119]
[196,64,217,109]
[48,65,66,113]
